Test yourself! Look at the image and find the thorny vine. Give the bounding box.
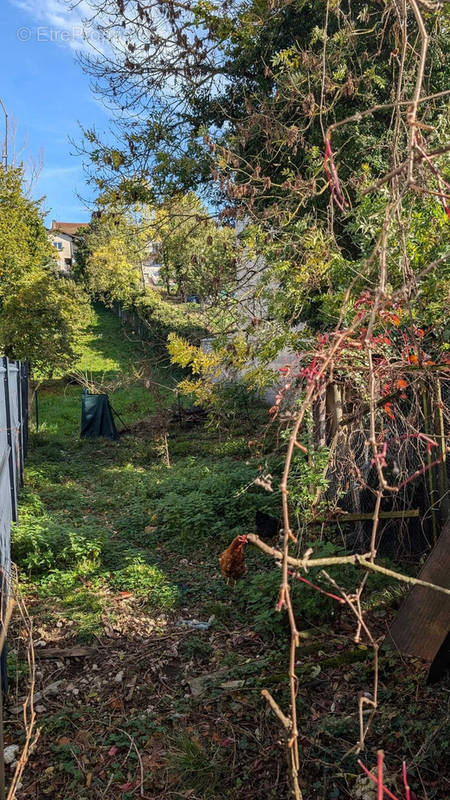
[237,2,450,796]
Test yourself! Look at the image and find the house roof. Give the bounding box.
[50,221,89,236]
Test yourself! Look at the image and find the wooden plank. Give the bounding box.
[386,520,450,661]
[35,646,97,659]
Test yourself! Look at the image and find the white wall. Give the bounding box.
[49,232,73,272]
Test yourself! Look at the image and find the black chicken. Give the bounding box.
[255,510,280,540]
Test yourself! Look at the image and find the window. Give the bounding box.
[53,241,63,251]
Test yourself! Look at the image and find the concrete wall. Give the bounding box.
[200,334,302,405]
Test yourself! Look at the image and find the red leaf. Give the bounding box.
[383,403,395,420]
[108,745,119,756]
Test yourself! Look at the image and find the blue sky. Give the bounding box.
[1,1,111,225]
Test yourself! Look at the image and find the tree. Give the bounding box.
[0,165,52,292]
[0,165,90,375]
[77,0,448,339]
[152,193,236,299]
[0,272,90,374]
[76,198,148,304]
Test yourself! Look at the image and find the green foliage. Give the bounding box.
[0,273,91,375]
[111,558,180,609]
[238,543,344,635]
[13,297,449,800]
[179,633,213,662]
[238,542,399,636]
[0,165,90,374]
[76,200,147,304]
[135,289,210,347]
[144,456,280,549]
[288,442,332,519]
[77,0,449,391]
[167,333,268,421]
[0,165,53,291]
[169,733,227,797]
[153,193,236,299]
[12,512,106,576]
[7,649,29,684]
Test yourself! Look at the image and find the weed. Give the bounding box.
[7,649,29,684]
[168,733,228,798]
[111,558,180,609]
[179,633,213,662]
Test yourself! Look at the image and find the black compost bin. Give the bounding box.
[80,389,118,440]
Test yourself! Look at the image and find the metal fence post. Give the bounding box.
[2,357,17,522]
[21,362,29,460]
[16,362,24,488]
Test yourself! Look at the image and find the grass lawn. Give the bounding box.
[7,306,449,800]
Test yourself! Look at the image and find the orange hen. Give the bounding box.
[219,535,247,581]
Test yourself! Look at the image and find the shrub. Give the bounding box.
[135,290,209,347]
[238,557,340,636]
[144,457,281,548]
[12,514,105,576]
[238,541,399,636]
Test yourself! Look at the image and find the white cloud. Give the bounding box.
[10,0,106,55]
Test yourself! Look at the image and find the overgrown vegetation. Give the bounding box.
[8,308,448,800]
[3,0,449,797]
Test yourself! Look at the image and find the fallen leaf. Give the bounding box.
[75,730,91,747]
[108,745,119,756]
[108,696,125,712]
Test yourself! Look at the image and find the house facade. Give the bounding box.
[48,220,89,273]
[48,219,162,286]
[141,241,162,287]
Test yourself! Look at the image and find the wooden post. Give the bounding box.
[308,509,420,525]
[434,378,449,524]
[313,389,327,448]
[386,520,450,661]
[422,382,439,544]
